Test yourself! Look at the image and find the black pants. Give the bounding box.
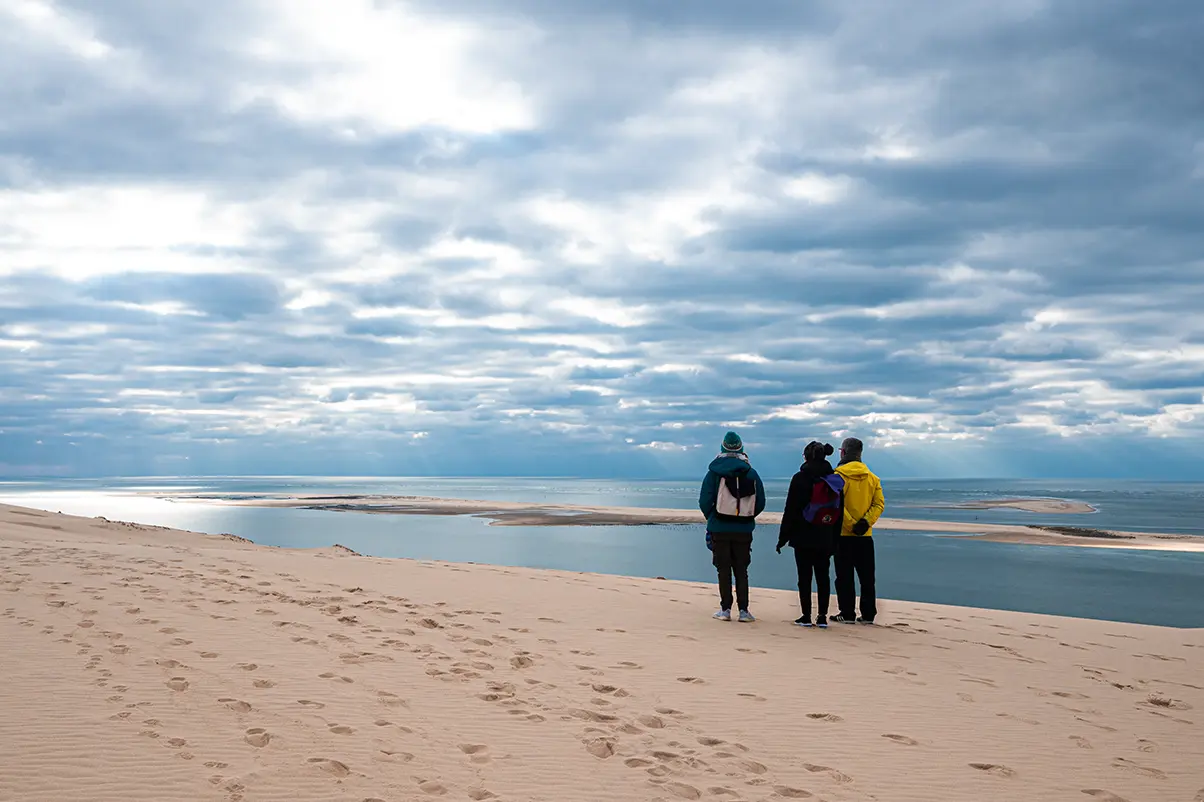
[711,532,752,612]
[793,547,831,619]
[834,537,876,620]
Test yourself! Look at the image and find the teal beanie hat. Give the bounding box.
[721,431,743,452]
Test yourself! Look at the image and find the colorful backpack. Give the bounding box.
[715,472,758,517]
[803,474,844,527]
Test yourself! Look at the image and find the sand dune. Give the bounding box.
[2,502,1202,802]
[180,493,1204,552]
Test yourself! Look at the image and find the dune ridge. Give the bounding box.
[2,502,1202,802]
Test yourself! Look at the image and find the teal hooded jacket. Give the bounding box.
[698,453,767,535]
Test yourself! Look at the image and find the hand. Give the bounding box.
[775,545,782,554]
[852,518,870,536]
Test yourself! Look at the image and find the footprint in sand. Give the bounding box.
[665,783,702,799]
[252,679,276,689]
[467,790,496,801]
[806,713,842,722]
[298,700,326,709]
[308,757,350,776]
[773,787,813,799]
[510,655,535,669]
[1081,792,1131,802]
[584,738,616,758]
[417,779,448,795]
[677,677,705,685]
[236,663,258,672]
[244,728,271,747]
[638,715,666,729]
[329,724,355,735]
[166,677,189,691]
[1110,758,1166,779]
[882,734,919,746]
[219,698,252,713]
[803,764,851,783]
[318,672,355,683]
[377,691,406,707]
[969,763,1016,777]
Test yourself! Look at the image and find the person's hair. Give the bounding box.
[840,437,864,459]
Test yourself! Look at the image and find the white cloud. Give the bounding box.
[232,0,536,135]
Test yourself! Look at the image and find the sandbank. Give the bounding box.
[173,493,1204,553]
[2,502,1202,801]
[915,497,1097,514]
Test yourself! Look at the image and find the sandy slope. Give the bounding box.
[2,503,1202,802]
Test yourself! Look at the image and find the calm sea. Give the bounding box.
[3,476,1203,627]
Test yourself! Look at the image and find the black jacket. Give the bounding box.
[777,459,840,554]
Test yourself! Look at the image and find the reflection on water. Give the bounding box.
[4,489,1204,627]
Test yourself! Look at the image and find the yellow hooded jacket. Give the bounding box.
[835,460,885,537]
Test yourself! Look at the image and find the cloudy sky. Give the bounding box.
[2,0,1203,480]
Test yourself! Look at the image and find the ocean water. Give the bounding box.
[3,476,1204,627]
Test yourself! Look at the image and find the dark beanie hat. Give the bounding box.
[803,441,834,463]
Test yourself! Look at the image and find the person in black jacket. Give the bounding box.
[776,441,843,628]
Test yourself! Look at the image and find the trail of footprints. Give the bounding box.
[6,537,1192,800]
[4,543,841,801]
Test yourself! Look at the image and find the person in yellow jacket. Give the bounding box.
[831,437,885,624]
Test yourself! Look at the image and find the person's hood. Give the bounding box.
[836,460,873,480]
[709,453,752,476]
[800,459,834,477]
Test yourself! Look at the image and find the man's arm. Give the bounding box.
[841,477,858,533]
[699,471,717,520]
[866,476,886,526]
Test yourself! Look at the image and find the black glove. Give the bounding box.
[852,518,870,536]
[775,544,782,554]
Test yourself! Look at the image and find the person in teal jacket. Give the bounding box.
[699,431,766,622]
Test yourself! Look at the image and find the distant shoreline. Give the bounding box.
[163,493,1204,553]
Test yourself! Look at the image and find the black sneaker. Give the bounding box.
[857,617,876,625]
[795,616,813,628]
[816,616,828,629]
[830,614,857,624]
